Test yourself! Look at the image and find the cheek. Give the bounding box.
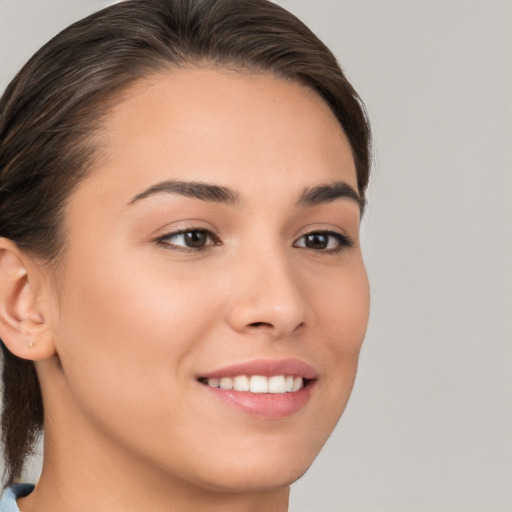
[315,259,370,352]
[52,251,220,419]
[310,259,369,400]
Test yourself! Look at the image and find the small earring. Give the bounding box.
[27,340,35,348]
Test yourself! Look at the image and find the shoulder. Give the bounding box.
[0,484,34,512]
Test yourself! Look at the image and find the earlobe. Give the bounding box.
[0,238,56,361]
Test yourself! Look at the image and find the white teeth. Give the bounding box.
[292,376,303,392]
[233,375,250,392]
[205,375,305,393]
[268,375,286,393]
[250,375,268,393]
[207,377,220,388]
[219,377,233,390]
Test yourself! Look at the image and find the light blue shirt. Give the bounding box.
[0,484,34,512]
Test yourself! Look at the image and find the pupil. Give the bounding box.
[185,231,207,247]
[306,233,328,249]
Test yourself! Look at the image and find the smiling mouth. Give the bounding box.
[197,359,317,418]
[198,375,310,394]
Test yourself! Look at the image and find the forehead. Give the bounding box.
[74,67,357,208]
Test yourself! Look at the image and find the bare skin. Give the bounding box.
[0,68,370,512]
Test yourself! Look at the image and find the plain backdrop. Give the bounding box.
[1,1,511,511]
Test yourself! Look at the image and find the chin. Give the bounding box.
[186,441,321,494]
[198,463,311,494]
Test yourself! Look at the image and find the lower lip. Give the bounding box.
[201,382,314,419]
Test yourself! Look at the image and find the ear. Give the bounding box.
[0,238,56,361]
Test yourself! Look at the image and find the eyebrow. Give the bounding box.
[128,180,240,206]
[297,181,364,211]
[128,179,363,211]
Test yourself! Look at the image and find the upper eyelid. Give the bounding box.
[294,230,353,247]
[156,227,348,239]
[294,227,353,243]
[156,227,219,242]
[295,227,349,239]
[154,225,215,238]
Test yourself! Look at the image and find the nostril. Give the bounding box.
[249,322,273,328]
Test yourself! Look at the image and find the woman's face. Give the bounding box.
[41,68,369,492]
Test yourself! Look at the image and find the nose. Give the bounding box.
[225,247,311,339]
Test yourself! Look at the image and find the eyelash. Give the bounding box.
[293,229,354,254]
[155,229,221,252]
[155,228,353,254]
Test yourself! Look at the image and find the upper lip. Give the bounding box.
[199,358,317,380]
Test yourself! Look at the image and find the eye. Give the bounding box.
[293,230,353,253]
[155,228,220,251]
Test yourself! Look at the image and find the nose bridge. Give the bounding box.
[226,238,310,336]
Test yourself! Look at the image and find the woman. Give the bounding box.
[0,0,371,510]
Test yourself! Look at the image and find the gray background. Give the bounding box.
[1,1,511,511]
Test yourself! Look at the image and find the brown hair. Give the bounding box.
[0,0,371,485]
